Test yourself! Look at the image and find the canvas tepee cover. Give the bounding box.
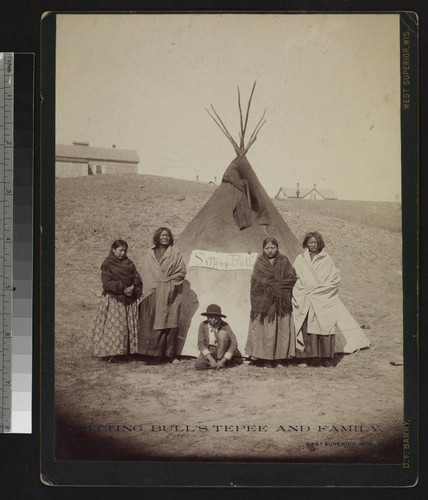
[175,87,369,357]
[175,155,302,357]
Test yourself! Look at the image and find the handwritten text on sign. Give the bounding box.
[189,250,258,271]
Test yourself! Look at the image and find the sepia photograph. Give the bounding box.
[42,11,417,486]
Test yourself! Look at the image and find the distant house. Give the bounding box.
[55,141,140,178]
[275,183,338,200]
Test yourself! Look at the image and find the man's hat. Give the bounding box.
[201,304,226,318]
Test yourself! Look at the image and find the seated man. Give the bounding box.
[195,304,242,370]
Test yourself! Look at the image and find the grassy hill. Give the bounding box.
[54,173,403,462]
[274,197,401,234]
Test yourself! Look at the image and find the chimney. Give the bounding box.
[214,176,217,183]
[196,175,199,182]
[296,182,300,198]
[313,183,316,189]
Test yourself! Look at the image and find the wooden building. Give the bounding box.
[55,141,140,178]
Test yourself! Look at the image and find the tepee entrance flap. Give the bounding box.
[176,84,302,356]
[223,156,271,229]
[176,84,369,357]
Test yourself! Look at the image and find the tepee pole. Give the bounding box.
[205,106,241,156]
[206,81,266,158]
[237,86,245,150]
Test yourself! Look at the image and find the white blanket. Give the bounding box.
[292,249,370,353]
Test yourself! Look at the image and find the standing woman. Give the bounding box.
[138,227,186,362]
[92,239,142,361]
[292,232,339,367]
[245,237,297,367]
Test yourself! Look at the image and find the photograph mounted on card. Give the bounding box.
[41,11,418,486]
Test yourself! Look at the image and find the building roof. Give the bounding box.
[314,188,338,200]
[276,186,312,198]
[56,143,140,163]
[276,186,338,200]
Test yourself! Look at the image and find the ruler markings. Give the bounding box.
[0,52,13,432]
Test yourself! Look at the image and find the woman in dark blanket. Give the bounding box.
[245,237,297,367]
[92,239,142,361]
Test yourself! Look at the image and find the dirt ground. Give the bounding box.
[54,173,404,463]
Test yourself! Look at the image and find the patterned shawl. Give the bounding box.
[250,252,297,322]
[101,251,142,304]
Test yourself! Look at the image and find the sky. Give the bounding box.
[56,14,401,202]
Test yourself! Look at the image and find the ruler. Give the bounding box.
[0,52,13,433]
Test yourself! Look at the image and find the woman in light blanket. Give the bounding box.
[292,232,340,367]
[137,227,186,362]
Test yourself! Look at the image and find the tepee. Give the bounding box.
[175,84,369,357]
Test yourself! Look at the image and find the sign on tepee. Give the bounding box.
[176,84,302,356]
[176,84,369,357]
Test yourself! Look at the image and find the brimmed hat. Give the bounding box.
[201,304,226,318]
